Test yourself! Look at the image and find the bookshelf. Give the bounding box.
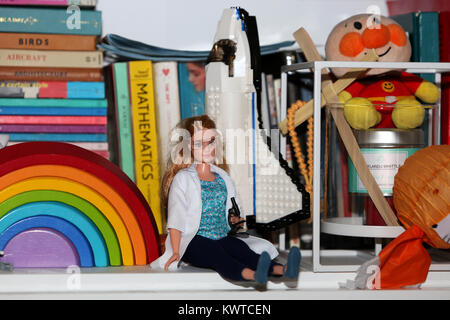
[281,59,450,272]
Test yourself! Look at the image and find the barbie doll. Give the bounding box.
[150,115,301,285]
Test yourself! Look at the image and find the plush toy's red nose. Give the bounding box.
[361,24,390,48]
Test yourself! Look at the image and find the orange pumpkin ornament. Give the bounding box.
[393,145,450,250]
[371,145,450,289]
[343,145,450,289]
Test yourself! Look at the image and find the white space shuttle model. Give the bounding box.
[205,8,309,229]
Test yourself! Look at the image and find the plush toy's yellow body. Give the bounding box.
[325,14,439,130]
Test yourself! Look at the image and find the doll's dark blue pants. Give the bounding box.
[181,234,281,281]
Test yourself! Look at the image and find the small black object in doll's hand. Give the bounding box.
[228,197,249,238]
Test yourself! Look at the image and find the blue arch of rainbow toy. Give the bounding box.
[0,190,121,266]
[0,215,94,267]
[0,202,108,267]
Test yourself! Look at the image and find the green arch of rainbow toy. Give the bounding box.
[0,142,161,267]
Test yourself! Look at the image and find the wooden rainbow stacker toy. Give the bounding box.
[0,141,161,268]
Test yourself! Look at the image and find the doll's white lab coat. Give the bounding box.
[150,162,279,271]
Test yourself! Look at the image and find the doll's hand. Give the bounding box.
[165,253,180,270]
[230,216,245,226]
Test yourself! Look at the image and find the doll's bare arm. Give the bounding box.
[169,228,182,254]
[165,228,182,270]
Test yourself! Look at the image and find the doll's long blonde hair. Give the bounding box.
[161,114,229,207]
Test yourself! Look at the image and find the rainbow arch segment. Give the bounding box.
[0,165,140,266]
[0,202,108,267]
[0,190,121,266]
[2,227,81,268]
[0,176,131,266]
[0,216,94,267]
[0,142,161,265]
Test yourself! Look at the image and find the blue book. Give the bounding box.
[0,106,106,116]
[67,82,105,99]
[0,98,107,107]
[0,7,102,35]
[8,133,107,142]
[178,62,205,119]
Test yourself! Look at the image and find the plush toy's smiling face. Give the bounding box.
[325,14,411,77]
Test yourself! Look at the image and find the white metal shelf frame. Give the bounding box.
[281,60,450,272]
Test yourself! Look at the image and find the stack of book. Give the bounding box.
[105,60,178,235]
[0,0,109,159]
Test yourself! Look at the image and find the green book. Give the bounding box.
[113,63,135,181]
[392,11,440,146]
[0,7,102,35]
[392,11,440,82]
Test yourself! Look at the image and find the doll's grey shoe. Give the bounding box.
[255,251,271,285]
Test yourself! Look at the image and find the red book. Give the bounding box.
[0,124,106,133]
[0,115,106,125]
[439,11,450,145]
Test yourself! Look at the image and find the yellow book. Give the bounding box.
[128,60,163,233]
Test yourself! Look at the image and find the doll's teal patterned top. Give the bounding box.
[197,173,230,240]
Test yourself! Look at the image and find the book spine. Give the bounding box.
[439,12,450,145]
[92,150,109,159]
[0,97,107,107]
[266,73,278,129]
[260,72,271,131]
[152,61,181,176]
[0,33,98,51]
[7,140,108,149]
[128,60,162,233]
[0,115,106,124]
[0,49,103,68]
[0,7,102,35]
[0,106,106,115]
[177,62,205,119]
[8,133,106,142]
[441,75,450,145]
[0,124,106,133]
[416,12,440,83]
[66,82,104,99]
[112,63,135,181]
[0,0,97,6]
[0,66,102,81]
[0,80,105,99]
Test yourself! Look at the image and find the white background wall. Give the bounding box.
[97,0,388,53]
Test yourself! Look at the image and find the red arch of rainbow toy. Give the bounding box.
[0,142,161,266]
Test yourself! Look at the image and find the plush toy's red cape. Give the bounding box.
[375,225,431,289]
[344,71,424,127]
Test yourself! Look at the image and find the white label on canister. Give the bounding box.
[349,148,419,194]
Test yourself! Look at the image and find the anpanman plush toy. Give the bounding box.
[325,14,440,130]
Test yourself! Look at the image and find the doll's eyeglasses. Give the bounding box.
[192,137,216,149]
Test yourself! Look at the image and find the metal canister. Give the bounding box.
[348,128,424,225]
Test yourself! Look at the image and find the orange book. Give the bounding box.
[0,66,102,81]
[0,33,98,51]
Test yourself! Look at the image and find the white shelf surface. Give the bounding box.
[0,250,449,299]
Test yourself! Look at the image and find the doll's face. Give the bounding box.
[186,62,206,92]
[325,14,411,77]
[191,127,216,164]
